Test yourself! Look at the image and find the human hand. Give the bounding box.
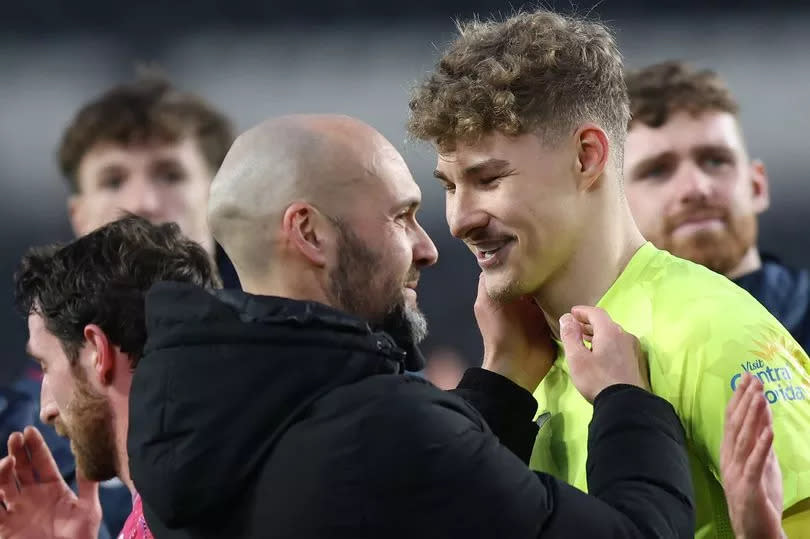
[560,306,649,403]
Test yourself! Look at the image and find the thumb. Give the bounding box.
[560,313,587,359]
[76,471,100,506]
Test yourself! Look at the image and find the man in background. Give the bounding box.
[4,216,221,538]
[624,61,810,350]
[1,75,236,536]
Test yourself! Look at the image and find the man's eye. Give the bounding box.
[642,165,668,179]
[100,176,124,190]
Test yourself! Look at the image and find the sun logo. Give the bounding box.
[749,324,809,374]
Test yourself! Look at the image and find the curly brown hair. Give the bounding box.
[59,75,234,193]
[626,61,739,129]
[407,10,630,157]
[14,215,221,367]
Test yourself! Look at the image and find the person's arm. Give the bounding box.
[368,306,694,538]
[449,273,553,463]
[451,367,539,464]
[365,380,693,538]
[536,384,693,538]
[553,307,694,536]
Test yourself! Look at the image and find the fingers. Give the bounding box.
[559,313,587,358]
[732,377,766,465]
[0,457,14,490]
[570,306,614,331]
[22,427,61,483]
[744,423,774,488]
[6,433,33,487]
[724,374,756,449]
[722,373,753,469]
[0,457,18,509]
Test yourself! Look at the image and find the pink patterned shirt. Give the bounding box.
[117,493,154,539]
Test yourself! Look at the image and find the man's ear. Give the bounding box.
[281,202,333,267]
[572,124,610,192]
[750,159,770,214]
[82,324,116,386]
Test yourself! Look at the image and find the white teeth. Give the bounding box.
[482,250,494,260]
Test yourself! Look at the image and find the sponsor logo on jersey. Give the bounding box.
[730,359,806,403]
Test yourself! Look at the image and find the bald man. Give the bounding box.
[122,115,694,538]
[1,116,694,538]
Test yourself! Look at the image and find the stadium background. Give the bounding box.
[1,0,808,383]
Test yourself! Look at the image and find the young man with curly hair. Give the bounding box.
[408,10,810,538]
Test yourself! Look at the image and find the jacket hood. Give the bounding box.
[127,282,422,527]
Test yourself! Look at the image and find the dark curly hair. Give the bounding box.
[14,215,221,368]
[626,60,739,129]
[59,74,234,193]
[407,9,630,158]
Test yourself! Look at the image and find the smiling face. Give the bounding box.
[435,132,586,301]
[326,144,439,342]
[624,111,768,275]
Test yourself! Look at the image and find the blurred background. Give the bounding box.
[2,0,809,384]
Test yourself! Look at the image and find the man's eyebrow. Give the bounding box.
[433,158,512,182]
[460,158,512,178]
[628,151,674,176]
[394,198,421,213]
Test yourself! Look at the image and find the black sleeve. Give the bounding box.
[365,381,694,539]
[585,384,695,537]
[536,385,694,537]
[450,367,539,464]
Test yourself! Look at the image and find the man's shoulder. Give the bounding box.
[635,248,779,331]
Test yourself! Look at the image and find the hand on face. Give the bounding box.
[0,427,101,539]
[560,306,649,403]
[720,373,785,539]
[475,273,555,392]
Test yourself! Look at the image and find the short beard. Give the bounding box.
[380,302,428,346]
[484,270,528,304]
[328,219,428,345]
[56,373,118,482]
[665,213,757,275]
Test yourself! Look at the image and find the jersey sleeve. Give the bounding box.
[676,295,810,512]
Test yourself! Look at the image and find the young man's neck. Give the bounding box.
[534,201,646,338]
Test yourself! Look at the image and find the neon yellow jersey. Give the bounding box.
[531,242,810,538]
